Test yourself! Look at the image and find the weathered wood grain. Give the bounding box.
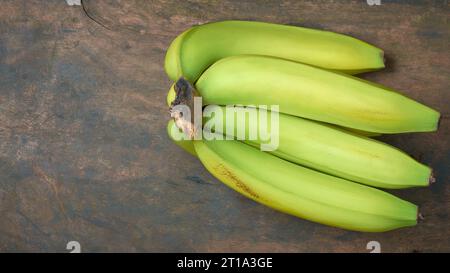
[0,0,448,252]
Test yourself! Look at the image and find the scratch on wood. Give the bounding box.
[31,164,70,222]
[80,0,112,31]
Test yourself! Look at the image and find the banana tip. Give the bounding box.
[418,212,425,222]
[169,77,201,139]
[429,170,436,185]
[436,113,442,131]
[381,51,386,67]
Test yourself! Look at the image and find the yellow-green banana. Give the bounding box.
[203,106,432,189]
[165,20,385,82]
[194,136,418,232]
[166,85,380,137]
[195,55,440,133]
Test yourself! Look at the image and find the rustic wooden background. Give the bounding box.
[0,0,448,252]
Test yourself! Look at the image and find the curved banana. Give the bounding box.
[166,85,380,137]
[194,136,418,232]
[166,94,380,158]
[196,55,440,133]
[165,20,385,82]
[203,106,432,189]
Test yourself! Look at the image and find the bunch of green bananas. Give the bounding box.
[164,21,440,232]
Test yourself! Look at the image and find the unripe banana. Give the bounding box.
[166,85,381,137]
[196,55,440,133]
[194,136,418,232]
[203,106,432,189]
[165,20,385,82]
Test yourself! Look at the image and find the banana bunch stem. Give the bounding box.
[164,20,439,232]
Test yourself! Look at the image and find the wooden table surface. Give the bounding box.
[0,0,448,252]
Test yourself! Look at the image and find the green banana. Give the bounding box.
[203,106,432,189]
[194,135,418,232]
[195,55,440,133]
[166,92,380,156]
[166,85,380,137]
[165,20,385,82]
